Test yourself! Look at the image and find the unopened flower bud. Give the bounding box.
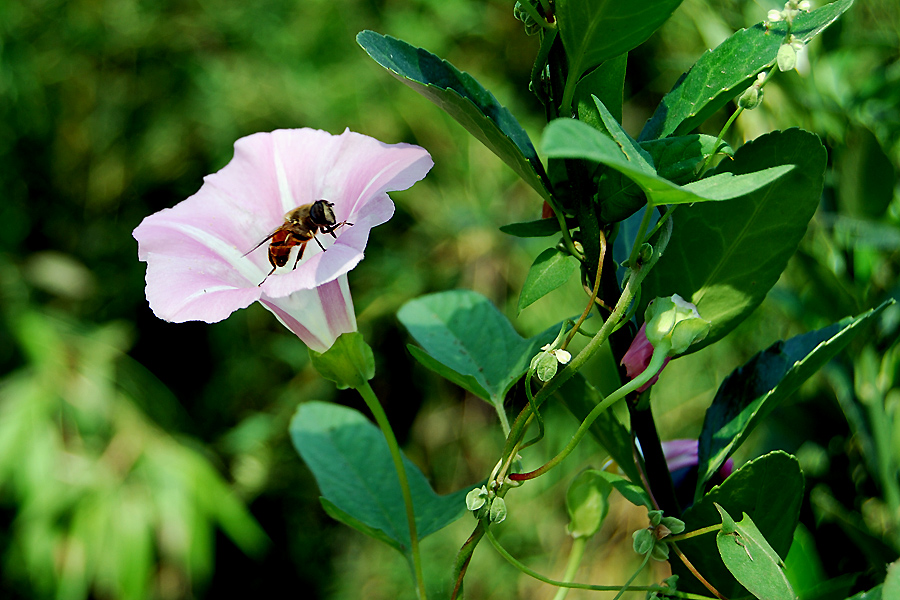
[644,294,710,356]
[566,470,612,539]
[738,85,764,110]
[767,9,783,22]
[777,42,797,71]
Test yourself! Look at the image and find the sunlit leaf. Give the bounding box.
[640,0,855,140]
[714,505,797,600]
[674,451,803,598]
[398,290,557,415]
[518,248,580,313]
[640,128,826,351]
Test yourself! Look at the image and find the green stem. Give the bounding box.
[627,202,655,268]
[667,524,722,543]
[612,551,652,600]
[357,381,427,600]
[511,345,669,481]
[551,536,587,600]
[698,107,743,177]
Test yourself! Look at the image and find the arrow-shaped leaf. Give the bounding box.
[640,0,854,140]
[290,402,469,558]
[696,300,893,495]
[358,30,551,201]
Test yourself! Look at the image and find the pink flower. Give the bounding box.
[662,439,734,480]
[133,128,433,351]
[620,323,671,392]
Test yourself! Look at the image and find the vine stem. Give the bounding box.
[356,381,427,600]
[510,345,669,481]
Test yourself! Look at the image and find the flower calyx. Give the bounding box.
[632,510,685,561]
[465,485,508,524]
[643,294,711,357]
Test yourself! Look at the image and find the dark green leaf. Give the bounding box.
[499,218,562,238]
[554,374,643,485]
[541,118,792,207]
[639,128,826,351]
[640,134,732,185]
[518,248,580,313]
[575,54,628,126]
[308,332,374,390]
[714,505,797,600]
[406,345,490,400]
[696,301,892,493]
[290,402,469,557]
[640,0,854,140]
[556,0,683,84]
[674,451,803,598]
[845,586,883,600]
[837,126,895,219]
[398,290,556,413]
[357,31,550,201]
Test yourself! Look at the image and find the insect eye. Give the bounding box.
[311,200,337,226]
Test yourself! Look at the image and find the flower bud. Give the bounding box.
[644,295,711,356]
[777,43,797,72]
[489,497,508,523]
[565,470,612,539]
[620,324,671,391]
[767,9,783,22]
[466,486,489,511]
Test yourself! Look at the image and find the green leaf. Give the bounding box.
[714,505,798,600]
[518,248,580,313]
[554,374,644,486]
[696,301,892,494]
[499,218,563,238]
[639,128,826,351]
[290,402,469,557]
[640,134,732,185]
[575,54,628,126]
[398,290,556,412]
[308,332,374,390]
[357,30,550,201]
[556,0,683,83]
[541,118,793,209]
[674,451,803,598]
[640,0,855,140]
[566,470,613,538]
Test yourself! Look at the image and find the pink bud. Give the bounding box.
[620,323,671,392]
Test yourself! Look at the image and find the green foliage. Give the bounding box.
[714,505,798,600]
[675,452,803,597]
[289,402,468,557]
[696,301,893,496]
[0,310,267,599]
[640,0,856,140]
[517,248,579,313]
[640,128,827,350]
[309,332,375,390]
[397,290,557,420]
[356,30,551,202]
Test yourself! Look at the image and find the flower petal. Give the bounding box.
[260,275,357,352]
[133,128,433,323]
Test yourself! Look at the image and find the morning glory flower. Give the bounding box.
[133,128,433,351]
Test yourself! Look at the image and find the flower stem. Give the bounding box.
[551,536,587,600]
[356,381,427,600]
[667,523,722,543]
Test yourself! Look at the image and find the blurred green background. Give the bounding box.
[1,0,898,598]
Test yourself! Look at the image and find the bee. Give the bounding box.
[245,200,352,286]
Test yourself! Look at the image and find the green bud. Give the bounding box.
[644,295,711,356]
[565,470,613,539]
[777,43,797,71]
[647,509,663,527]
[651,542,671,561]
[632,529,655,555]
[661,516,686,535]
[738,85,764,110]
[532,351,559,382]
[466,486,488,511]
[489,497,508,523]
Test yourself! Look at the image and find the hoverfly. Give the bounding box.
[244,200,352,286]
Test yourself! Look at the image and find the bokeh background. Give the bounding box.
[1,0,899,598]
